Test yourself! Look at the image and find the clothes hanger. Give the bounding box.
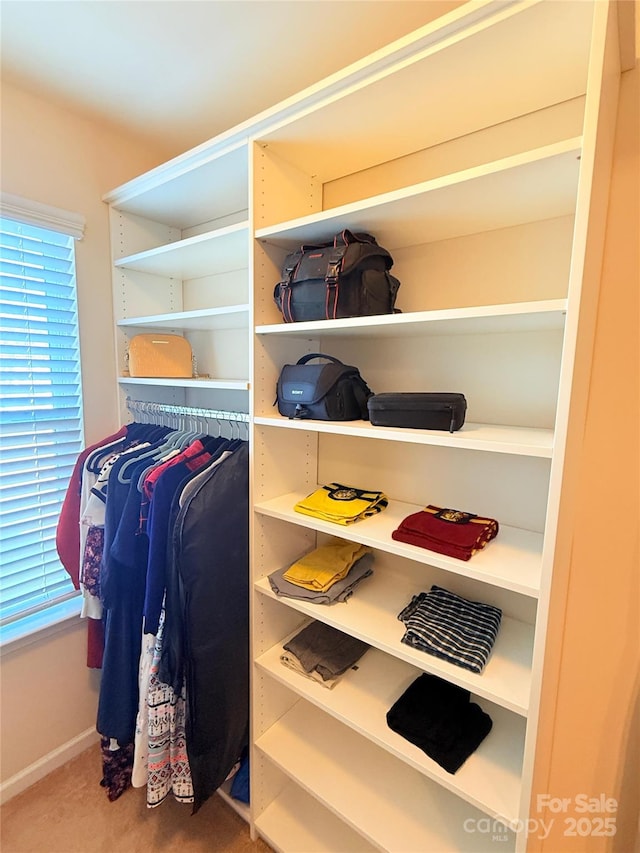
[134,427,210,492]
[85,434,128,473]
[116,431,181,483]
[118,408,204,485]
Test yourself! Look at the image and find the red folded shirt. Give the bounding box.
[391,505,498,561]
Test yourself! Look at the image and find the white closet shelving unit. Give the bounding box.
[104,139,253,417]
[103,0,623,850]
[249,1,621,852]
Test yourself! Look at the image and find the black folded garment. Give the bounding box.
[386,673,492,774]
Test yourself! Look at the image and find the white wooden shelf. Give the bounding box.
[256,641,524,823]
[254,491,542,597]
[255,782,379,853]
[256,299,568,338]
[115,221,249,279]
[256,700,515,852]
[118,304,249,332]
[104,141,249,229]
[255,417,554,459]
[255,569,533,715]
[255,139,582,251]
[256,1,592,184]
[118,376,249,391]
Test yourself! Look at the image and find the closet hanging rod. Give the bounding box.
[126,397,249,423]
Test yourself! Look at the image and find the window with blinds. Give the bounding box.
[0,215,84,626]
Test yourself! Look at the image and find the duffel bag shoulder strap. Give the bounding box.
[274,248,303,322]
[334,229,378,247]
[296,353,344,366]
[324,245,350,320]
[295,354,352,402]
[297,354,372,419]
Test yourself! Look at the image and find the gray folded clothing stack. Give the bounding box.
[281,620,370,688]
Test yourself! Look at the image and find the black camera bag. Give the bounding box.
[276,353,373,421]
[273,229,400,323]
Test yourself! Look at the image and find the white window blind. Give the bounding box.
[0,214,84,626]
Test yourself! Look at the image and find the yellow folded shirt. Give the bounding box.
[283,538,371,592]
[294,483,388,526]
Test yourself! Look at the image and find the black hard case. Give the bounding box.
[367,393,467,432]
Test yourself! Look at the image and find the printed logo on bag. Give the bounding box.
[434,508,477,524]
[291,388,304,395]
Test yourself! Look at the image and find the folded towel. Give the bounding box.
[294,483,388,525]
[392,505,498,561]
[397,586,502,674]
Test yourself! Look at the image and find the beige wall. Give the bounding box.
[0,81,175,448]
[530,38,639,853]
[0,81,174,786]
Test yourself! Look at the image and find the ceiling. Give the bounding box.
[1,0,461,158]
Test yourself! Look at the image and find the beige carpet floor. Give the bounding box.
[1,744,272,853]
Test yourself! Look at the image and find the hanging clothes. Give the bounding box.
[132,440,232,805]
[142,437,227,636]
[56,425,127,668]
[139,610,193,807]
[80,440,149,619]
[98,437,173,746]
[60,411,250,809]
[56,426,126,586]
[161,442,249,813]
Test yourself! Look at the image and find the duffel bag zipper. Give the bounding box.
[412,402,457,432]
[412,401,457,432]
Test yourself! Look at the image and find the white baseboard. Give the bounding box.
[0,727,99,805]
